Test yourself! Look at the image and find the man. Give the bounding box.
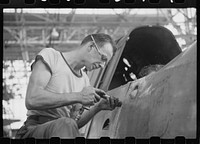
[15,33,121,138]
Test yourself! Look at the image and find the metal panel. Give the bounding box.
[87,42,196,138]
[86,83,131,138]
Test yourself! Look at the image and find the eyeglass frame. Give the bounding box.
[90,35,108,65]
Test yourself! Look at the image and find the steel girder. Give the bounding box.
[3,9,196,60]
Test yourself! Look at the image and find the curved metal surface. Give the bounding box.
[87,42,196,138]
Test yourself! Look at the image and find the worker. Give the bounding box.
[138,64,164,78]
[15,33,121,138]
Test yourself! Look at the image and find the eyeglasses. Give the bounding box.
[91,35,108,65]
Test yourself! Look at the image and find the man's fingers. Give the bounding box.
[114,98,118,106]
[95,88,107,99]
[93,96,99,103]
[112,98,116,108]
[95,88,106,94]
[109,97,115,109]
[110,97,122,108]
[90,100,95,105]
[94,93,101,102]
[83,98,95,106]
[94,88,111,100]
[93,98,97,103]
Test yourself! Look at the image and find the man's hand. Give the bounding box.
[96,96,122,111]
[79,86,105,106]
[94,88,108,99]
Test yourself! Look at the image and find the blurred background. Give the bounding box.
[3,8,196,138]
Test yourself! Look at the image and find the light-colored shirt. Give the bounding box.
[27,48,90,118]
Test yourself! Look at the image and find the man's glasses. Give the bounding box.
[91,35,108,64]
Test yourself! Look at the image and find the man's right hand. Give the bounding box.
[79,86,101,106]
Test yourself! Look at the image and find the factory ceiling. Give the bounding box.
[3,9,196,61]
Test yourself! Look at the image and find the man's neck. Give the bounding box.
[62,49,84,72]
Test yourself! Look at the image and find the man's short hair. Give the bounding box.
[138,64,164,78]
[81,33,117,54]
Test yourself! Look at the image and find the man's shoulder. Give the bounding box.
[39,48,60,58]
[40,47,57,53]
[33,48,60,72]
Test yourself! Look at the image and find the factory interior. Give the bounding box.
[3,8,196,138]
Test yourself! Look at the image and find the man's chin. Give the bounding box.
[85,67,92,72]
[86,67,99,71]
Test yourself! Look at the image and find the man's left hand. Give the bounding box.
[97,96,122,111]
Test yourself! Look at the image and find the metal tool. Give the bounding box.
[82,106,90,110]
[103,94,110,100]
[75,94,122,121]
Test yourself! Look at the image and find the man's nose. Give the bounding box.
[99,62,106,68]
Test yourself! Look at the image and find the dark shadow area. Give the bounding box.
[102,119,110,130]
[109,26,182,90]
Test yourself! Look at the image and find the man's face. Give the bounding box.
[86,42,113,71]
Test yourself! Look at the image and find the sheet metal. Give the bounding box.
[87,42,196,138]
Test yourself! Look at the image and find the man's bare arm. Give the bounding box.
[25,60,81,110]
[76,96,122,129]
[76,104,101,129]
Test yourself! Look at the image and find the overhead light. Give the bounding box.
[51,28,59,38]
[123,58,131,67]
